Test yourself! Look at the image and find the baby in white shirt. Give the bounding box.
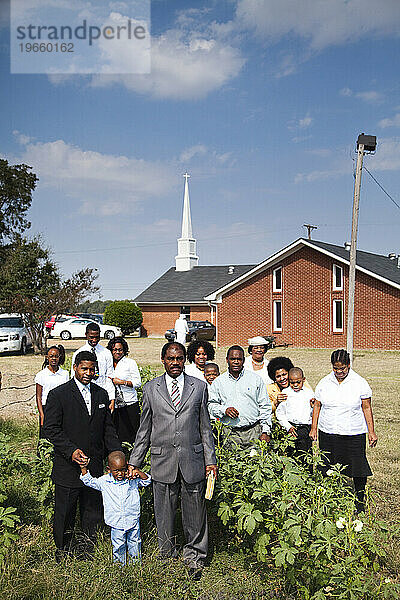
[275,367,315,457]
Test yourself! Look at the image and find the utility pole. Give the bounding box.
[346,134,376,363]
[303,224,317,240]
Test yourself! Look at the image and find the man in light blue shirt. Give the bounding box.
[80,450,151,565]
[208,345,272,449]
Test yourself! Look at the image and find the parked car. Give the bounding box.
[44,314,77,335]
[164,320,216,343]
[0,313,33,354]
[51,318,122,340]
[75,313,103,324]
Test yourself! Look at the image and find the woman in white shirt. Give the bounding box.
[310,349,378,512]
[107,337,141,445]
[244,336,273,388]
[185,340,215,382]
[35,345,69,438]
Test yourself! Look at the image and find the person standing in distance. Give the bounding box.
[208,345,272,449]
[44,351,122,560]
[128,342,217,580]
[174,314,189,345]
[71,322,114,405]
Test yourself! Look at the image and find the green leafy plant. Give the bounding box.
[213,423,400,599]
[32,439,55,521]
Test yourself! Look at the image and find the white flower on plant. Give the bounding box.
[352,519,363,532]
[384,578,392,584]
[335,517,346,529]
[326,469,335,476]
[249,449,258,457]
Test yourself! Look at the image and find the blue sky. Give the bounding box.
[1,0,400,300]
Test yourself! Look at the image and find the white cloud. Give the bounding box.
[12,135,177,216]
[340,87,384,103]
[179,145,208,163]
[12,130,33,145]
[288,114,313,131]
[235,0,400,49]
[299,116,313,129]
[90,28,245,99]
[371,137,400,171]
[295,137,400,182]
[378,113,400,128]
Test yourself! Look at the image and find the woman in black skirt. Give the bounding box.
[107,337,141,446]
[310,349,378,512]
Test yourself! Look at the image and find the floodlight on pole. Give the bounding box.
[346,134,376,363]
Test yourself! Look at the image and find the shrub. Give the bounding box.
[213,425,400,599]
[103,301,142,335]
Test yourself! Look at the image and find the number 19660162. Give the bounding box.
[19,43,74,52]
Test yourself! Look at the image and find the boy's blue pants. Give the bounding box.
[110,521,141,565]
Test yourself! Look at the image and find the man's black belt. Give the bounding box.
[231,420,260,432]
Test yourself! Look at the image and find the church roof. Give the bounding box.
[205,238,400,300]
[134,265,256,304]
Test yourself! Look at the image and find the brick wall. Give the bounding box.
[217,246,400,350]
[140,305,211,336]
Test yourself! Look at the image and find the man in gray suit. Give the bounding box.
[128,342,217,579]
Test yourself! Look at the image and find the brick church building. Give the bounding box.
[135,176,400,350]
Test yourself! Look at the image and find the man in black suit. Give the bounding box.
[43,350,122,559]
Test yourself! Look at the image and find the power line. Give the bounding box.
[363,166,400,212]
[53,226,302,256]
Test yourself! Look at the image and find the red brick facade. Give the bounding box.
[140,305,211,337]
[216,246,400,350]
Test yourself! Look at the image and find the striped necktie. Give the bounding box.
[171,379,181,409]
[91,347,99,379]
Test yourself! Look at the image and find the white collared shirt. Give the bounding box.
[165,372,185,398]
[74,377,92,415]
[315,369,372,435]
[184,363,206,382]
[35,367,69,405]
[71,342,114,400]
[244,356,273,387]
[112,356,141,405]
[275,386,314,431]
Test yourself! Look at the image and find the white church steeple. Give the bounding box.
[175,172,199,272]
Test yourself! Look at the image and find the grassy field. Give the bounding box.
[0,338,399,598]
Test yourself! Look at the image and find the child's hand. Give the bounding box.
[288,426,297,438]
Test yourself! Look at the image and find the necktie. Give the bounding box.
[82,386,91,415]
[91,347,99,379]
[171,379,181,409]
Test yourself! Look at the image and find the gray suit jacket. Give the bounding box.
[129,373,216,484]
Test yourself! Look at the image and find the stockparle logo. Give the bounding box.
[10,0,151,75]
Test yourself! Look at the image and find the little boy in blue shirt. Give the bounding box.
[80,450,150,565]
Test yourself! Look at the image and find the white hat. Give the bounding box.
[248,336,268,346]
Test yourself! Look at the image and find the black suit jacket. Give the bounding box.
[43,379,122,488]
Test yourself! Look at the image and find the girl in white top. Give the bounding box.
[185,340,215,382]
[243,336,273,388]
[35,345,69,437]
[107,337,141,444]
[310,349,378,512]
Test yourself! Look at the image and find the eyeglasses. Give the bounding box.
[333,366,349,373]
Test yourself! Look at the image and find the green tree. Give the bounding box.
[0,237,99,353]
[103,300,142,335]
[0,159,38,242]
[76,299,113,314]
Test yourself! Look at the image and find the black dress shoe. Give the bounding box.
[188,567,203,581]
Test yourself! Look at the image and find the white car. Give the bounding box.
[0,313,33,354]
[51,318,122,340]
